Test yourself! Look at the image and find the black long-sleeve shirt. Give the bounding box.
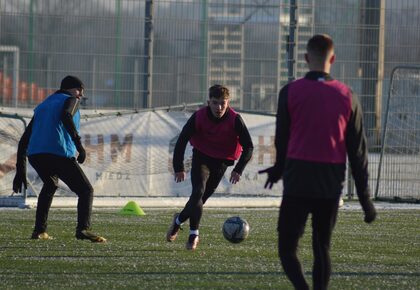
[275,71,370,200]
[173,107,254,175]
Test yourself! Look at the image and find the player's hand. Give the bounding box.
[13,171,27,193]
[77,146,86,164]
[360,198,377,223]
[174,171,186,183]
[230,171,241,184]
[258,166,282,189]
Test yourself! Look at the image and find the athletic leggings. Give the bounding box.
[178,153,228,230]
[28,154,94,233]
[278,195,340,290]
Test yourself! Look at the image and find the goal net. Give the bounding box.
[0,113,29,206]
[375,66,420,202]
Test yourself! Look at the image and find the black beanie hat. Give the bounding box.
[60,75,85,90]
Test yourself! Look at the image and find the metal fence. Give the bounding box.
[1,0,420,202]
[1,0,420,149]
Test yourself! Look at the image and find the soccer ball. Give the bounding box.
[222,216,250,243]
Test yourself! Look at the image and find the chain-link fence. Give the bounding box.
[1,0,420,147]
[1,1,420,203]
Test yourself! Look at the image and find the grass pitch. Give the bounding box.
[0,206,418,289]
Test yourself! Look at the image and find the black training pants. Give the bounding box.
[28,154,94,233]
[278,195,340,290]
[178,153,228,230]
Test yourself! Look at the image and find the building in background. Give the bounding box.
[208,0,245,109]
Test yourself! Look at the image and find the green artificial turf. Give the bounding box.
[0,207,418,289]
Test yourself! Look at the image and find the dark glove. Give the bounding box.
[77,146,86,164]
[13,170,27,193]
[360,197,376,223]
[258,165,282,189]
[74,137,86,164]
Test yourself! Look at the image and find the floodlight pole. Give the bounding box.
[287,0,297,83]
[375,0,386,144]
[115,0,122,108]
[360,0,382,143]
[143,0,154,108]
[28,0,34,92]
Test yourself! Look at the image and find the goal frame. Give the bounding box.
[375,65,420,202]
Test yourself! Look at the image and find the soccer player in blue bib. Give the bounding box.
[260,34,376,290]
[167,85,254,250]
[13,76,106,243]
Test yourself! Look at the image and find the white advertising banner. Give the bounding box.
[1,108,282,197]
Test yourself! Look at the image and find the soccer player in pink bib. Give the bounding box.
[260,34,376,290]
[167,84,253,250]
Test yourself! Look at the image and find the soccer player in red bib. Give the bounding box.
[260,34,376,290]
[167,84,253,250]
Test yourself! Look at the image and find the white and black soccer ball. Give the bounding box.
[222,216,250,243]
